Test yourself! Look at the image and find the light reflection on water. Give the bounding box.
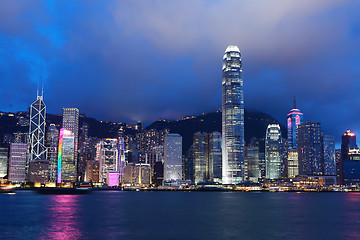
[40,195,82,240]
[1,191,360,240]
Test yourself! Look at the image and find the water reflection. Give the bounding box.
[40,195,82,240]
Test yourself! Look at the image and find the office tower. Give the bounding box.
[335,149,341,182]
[0,148,8,178]
[287,97,303,150]
[323,135,336,176]
[99,139,119,184]
[258,138,266,179]
[210,132,222,182]
[124,162,135,184]
[46,124,59,182]
[297,121,323,176]
[222,45,244,184]
[62,108,79,151]
[265,124,283,179]
[62,108,79,181]
[78,122,91,181]
[245,144,259,182]
[287,150,299,178]
[339,130,357,185]
[134,163,151,185]
[57,129,76,183]
[29,90,46,162]
[148,145,164,184]
[118,137,126,183]
[193,132,210,183]
[153,161,164,186]
[343,149,360,185]
[85,160,99,183]
[164,133,182,182]
[9,143,27,183]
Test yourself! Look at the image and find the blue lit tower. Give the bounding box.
[287,97,303,150]
[222,45,244,184]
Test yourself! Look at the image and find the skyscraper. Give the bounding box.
[265,124,282,179]
[210,132,222,182]
[339,130,357,184]
[287,150,299,178]
[62,108,79,180]
[9,143,27,183]
[62,108,79,151]
[164,133,182,182]
[46,124,59,182]
[98,138,119,184]
[0,148,8,178]
[297,121,323,176]
[323,135,336,176]
[222,45,244,184]
[193,132,210,183]
[57,129,76,183]
[287,97,303,150]
[29,89,46,162]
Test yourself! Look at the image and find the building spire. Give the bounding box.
[293,96,296,109]
[37,82,39,98]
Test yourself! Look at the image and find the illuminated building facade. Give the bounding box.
[9,143,27,183]
[85,160,99,183]
[323,135,336,176]
[62,108,79,156]
[265,124,282,179]
[0,148,8,178]
[193,132,210,183]
[210,132,222,182]
[118,137,126,183]
[99,138,119,184]
[340,130,357,185]
[57,129,76,183]
[46,124,58,182]
[134,163,151,185]
[245,145,259,182]
[107,171,120,187]
[287,150,299,178]
[287,97,303,150]
[297,121,323,176]
[164,133,182,182]
[343,149,360,185]
[29,90,47,162]
[222,45,244,184]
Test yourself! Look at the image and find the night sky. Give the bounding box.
[0,1,360,144]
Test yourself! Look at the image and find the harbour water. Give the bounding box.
[1,191,360,239]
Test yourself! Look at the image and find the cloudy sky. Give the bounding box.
[0,0,359,143]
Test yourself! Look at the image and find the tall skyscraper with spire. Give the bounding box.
[29,87,46,162]
[222,45,244,184]
[287,97,303,150]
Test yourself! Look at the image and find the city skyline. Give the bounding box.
[0,1,359,143]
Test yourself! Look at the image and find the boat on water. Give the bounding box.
[0,185,15,193]
[36,187,92,195]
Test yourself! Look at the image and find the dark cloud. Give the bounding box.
[0,0,360,145]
